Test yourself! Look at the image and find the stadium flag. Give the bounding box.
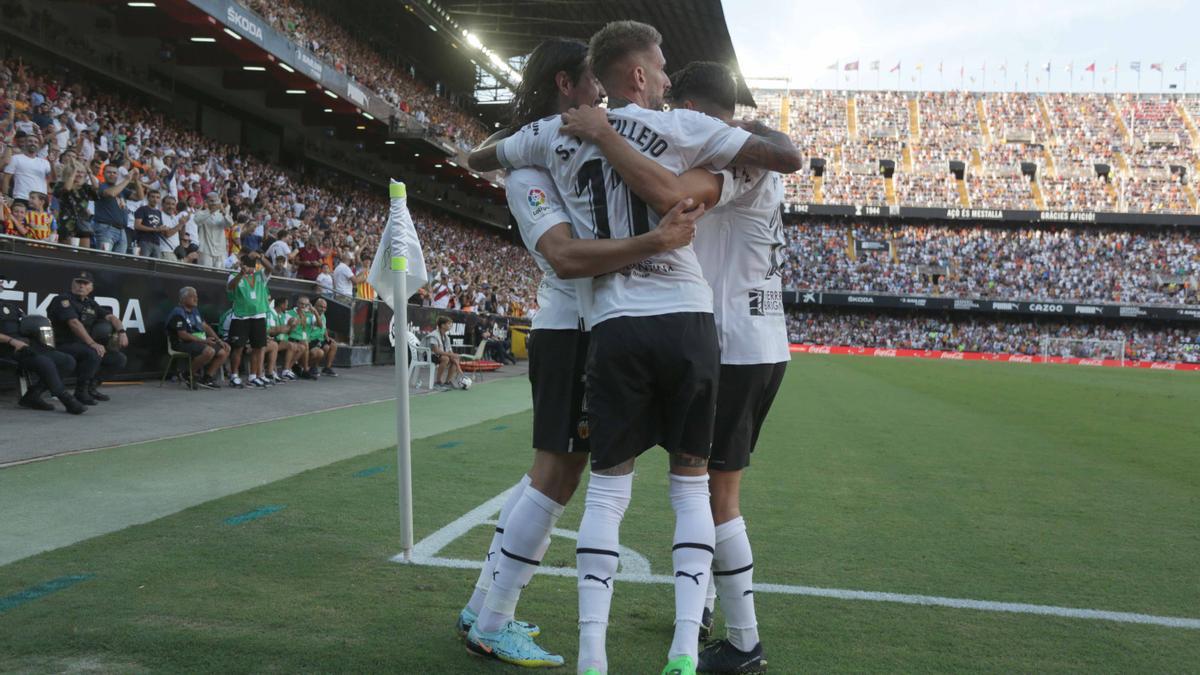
[1177,62,1188,71]
[1130,61,1141,72]
[890,61,900,73]
[1085,62,1096,72]
[1151,63,1163,72]
[845,60,859,71]
[367,180,429,562]
[869,60,880,71]
[827,61,838,70]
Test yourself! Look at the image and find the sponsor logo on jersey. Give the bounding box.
[527,187,550,219]
[748,289,784,316]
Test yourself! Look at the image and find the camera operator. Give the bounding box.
[46,270,128,404]
[0,279,86,414]
[226,251,274,388]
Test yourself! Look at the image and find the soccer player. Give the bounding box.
[459,38,719,669]
[672,61,787,674]
[471,20,800,675]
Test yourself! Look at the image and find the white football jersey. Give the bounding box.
[497,105,751,327]
[506,167,584,331]
[695,166,791,365]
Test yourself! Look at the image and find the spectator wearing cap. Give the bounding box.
[194,192,233,268]
[2,132,53,203]
[46,270,128,405]
[174,231,200,264]
[164,286,229,389]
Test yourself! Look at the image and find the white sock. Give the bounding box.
[667,473,715,663]
[477,487,564,633]
[713,517,759,651]
[704,574,717,613]
[576,472,633,674]
[467,475,530,615]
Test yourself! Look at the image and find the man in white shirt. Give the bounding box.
[2,133,53,202]
[265,230,296,276]
[470,21,800,675]
[332,252,365,298]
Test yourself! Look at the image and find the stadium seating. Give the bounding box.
[781,220,1200,306]
[0,57,540,317]
[740,89,1200,213]
[787,309,1200,364]
[237,0,488,150]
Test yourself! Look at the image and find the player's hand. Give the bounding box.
[90,342,106,358]
[652,198,704,251]
[561,105,612,143]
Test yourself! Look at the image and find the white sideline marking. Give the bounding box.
[393,491,1200,631]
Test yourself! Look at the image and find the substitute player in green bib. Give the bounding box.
[289,295,321,380]
[226,251,275,388]
[267,296,300,381]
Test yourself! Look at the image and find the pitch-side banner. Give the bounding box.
[786,290,1200,322]
[790,344,1200,371]
[783,202,1200,227]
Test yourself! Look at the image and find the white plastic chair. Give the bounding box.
[408,331,436,391]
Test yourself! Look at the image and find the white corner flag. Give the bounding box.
[368,181,428,562]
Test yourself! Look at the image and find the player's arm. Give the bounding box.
[729,119,803,173]
[466,129,510,173]
[536,199,705,279]
[561,105,722,215]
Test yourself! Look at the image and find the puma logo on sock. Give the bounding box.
[583,574,612,588]
[675,570,704,585]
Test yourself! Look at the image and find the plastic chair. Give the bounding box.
[409,344,437,391]
[160,337,195,390]
[458,341,489,384]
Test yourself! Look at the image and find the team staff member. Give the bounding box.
[0,287,86,414]
[310,298,338,377]
[226,251,275,388]
[165,286,230,389]
[267,296,299,381]
[48,270,128,405]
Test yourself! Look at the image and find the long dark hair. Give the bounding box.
[507,38,588,131]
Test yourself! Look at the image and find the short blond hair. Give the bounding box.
[588,20,662,84]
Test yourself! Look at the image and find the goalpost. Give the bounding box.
[1038,336,1127,366]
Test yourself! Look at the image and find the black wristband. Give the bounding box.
[117,329,127,334]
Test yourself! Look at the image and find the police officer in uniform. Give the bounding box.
[0,277,87,414]
[47,270,129,405]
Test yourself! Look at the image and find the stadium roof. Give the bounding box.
[438,0,756,106]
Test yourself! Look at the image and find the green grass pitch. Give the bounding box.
[1,355,1198,673]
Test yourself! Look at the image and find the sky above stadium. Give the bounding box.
[724,0,1198,93]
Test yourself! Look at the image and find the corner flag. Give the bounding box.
[369,180,428,561]
[368,181,428,308]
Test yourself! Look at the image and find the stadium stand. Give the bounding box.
[235,0,488,151]
[782,220,1200,306]
[787,309,1200,364]
[741,89,1200,214]
[0,56,539,316]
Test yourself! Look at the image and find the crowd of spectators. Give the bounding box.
[781,220,1200,305]
[237,0,488,151]
[741,88,1200,213]
[0,58,539,317]
[786,309,1200,364]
